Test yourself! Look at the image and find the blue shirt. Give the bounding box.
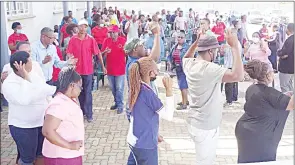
[31,41,67,81]
[127,83,163,149]
[145,35,165,63]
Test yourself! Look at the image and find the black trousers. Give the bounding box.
[225,82,238,103]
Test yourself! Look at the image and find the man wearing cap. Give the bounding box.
[67,19,105,122]
[101,25,126,114]
[8,22,29,55]
[182,29,244,165]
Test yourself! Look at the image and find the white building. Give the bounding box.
[1,1,105,69]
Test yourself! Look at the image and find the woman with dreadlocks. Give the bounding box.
[42,66,84,165]
[127,57,175,165]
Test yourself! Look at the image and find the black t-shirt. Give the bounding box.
[236,84,290,141]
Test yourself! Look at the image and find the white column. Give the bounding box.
[87,2,91,16]
[63,1,69,16]
[1,1,9,71]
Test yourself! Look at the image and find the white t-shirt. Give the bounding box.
[125,21,139,42]
[183,59,227,130]
[174,16,187,30]
[2,69,56,128]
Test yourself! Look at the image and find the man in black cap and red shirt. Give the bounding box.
[182,29,244,165]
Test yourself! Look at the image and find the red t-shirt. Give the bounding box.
[259,28,269,38]
[91,26,108,45]
[101,37,127,76]
[52,46,63,81]
[66,34,100,75]
[60,24,70,43]
[8,33,29,54]
[212,22,226,42]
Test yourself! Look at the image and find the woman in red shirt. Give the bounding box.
[59,16,72,46]
[91,15,108,49]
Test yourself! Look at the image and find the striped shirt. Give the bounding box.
[172,48,181,64]
[223,43,243,69]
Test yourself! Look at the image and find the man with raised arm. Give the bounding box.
[182,29,244,165]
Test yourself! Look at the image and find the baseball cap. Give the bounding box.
[124,38,145,54]
[78,19,88,26]
[197,35,220,51]
[108,25,120,33]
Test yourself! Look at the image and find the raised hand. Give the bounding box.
[13,61,29,80]
[225,28,239,48]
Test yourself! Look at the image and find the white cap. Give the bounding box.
[78,19,88,26]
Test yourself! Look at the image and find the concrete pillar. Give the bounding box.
[63,1,69,16]
[1,1,9,71]
[87,2,91,16]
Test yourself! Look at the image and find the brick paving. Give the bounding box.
[1,71,293,165]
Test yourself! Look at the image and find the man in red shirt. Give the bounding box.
[67,19,106,122]
[91,17,108,49]
[59,16,72,46]
[8,22,29,55]
[259,24,269,39]
[101,25,126,114]
[211,18,226,45]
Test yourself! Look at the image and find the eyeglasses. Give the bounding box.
[44,35,56,40]
[178,36,185,39]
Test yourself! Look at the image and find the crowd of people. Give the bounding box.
[0,5,294,165]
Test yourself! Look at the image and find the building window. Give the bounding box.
[6,2,32,17]
[53,2,63,12]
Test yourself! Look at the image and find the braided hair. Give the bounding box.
[129,57,155,110]
[244,60,270,83]
[57,66,81,94]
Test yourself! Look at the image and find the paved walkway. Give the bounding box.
[1,71,293,165]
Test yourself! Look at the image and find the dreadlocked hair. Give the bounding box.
[129,57,154,110]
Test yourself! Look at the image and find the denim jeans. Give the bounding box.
[79,75,93,119]
[107,75,125,109]
[9,126,44,165]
